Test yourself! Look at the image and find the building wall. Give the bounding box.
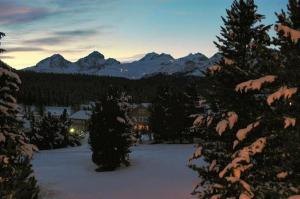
[129,106,151,132]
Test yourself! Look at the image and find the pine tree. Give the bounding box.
[150,85,199,143]
[166,91,187,143]
[188,0,277,198]
[0,33,39,199]
[28,111,80,150]
[89,88,133,171]
[247,1,300,197]
[149,86,171,142]
[183,83,203,142]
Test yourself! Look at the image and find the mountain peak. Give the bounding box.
[140,52,174,62]
[35,54,71,69]
[50,54,65,60]
[87,51,105,59]
[209,53,222,63]
[75,51,122,69]
[26,51,218,79]
[106,58,121,65]
[180,53,208,62]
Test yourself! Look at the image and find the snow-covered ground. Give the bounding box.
[32,141,202,199]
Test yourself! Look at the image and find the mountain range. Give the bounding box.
[24,51,221,79]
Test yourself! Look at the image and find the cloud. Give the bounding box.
[54,25,113,36]
[5,47,45,53]
[118,53,146,62]
[54,30,99,37]
[0,1,53,25]
[23,26,111,46]
[0,55,15,59]
[23,37,67,46]
[46,0,119,6]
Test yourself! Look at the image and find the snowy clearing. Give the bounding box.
[32,142,201,199]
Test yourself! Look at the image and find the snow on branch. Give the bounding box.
[0,155,10,164]
[239,190,254,199]
[192,115,205,127]
[224,58,235,65]
[288,196,300,199]
[211,194,222,199]
[209,159,217,172]
[216,120,229,136]
[206,116,213,127]
[219,137,267,181]
[284,117,296,129]
[267,86,298,105]
[19,143,39,159]
[192,115,214,128]
[116,116,126,124]
[216,112,238,136]
[277,171,288,179]
[219,137,266,199]
[275,23,300,43]
[188,145,203,162]
[236,121,260,142]
[0,67,21,85]
[18,139,39,159]
[235,75,277,93]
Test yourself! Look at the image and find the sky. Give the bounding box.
[0,0,288,69]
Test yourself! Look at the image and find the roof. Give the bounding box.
[45,106,72,116]
[131,103,152,109]
[70,110,92,120]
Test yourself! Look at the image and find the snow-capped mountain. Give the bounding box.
[32,54,72,73]
[24,51,221,79]
[76,51,120,71]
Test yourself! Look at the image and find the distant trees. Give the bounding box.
[27,111,81,150]
[0,33,39,199]
[17,71,206,107]
[89,88,133,171]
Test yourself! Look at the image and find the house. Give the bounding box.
[80,101,96,111]
[69,110,92,136]
[129,103,151,132]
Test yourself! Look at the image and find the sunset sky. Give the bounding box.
[0,0,287,69]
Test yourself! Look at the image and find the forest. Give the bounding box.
[17,71,207,106]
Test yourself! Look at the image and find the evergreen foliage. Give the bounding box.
[17,71,206,106]
[27,111,81,150]
[89,88,133,171]
[150,84,198,143]
[187,0,286,198]
[0,33,39,199]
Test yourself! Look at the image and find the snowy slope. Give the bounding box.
[24,51,221,79]
[33,142,201,199]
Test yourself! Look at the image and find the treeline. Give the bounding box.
[17,71,208,106]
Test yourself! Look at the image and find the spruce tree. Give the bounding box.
[0,33,39,199]
[149,86,171,142]
[89,88,133,171]
[166,91,186,143]
[188,0,276,198]
[28,111,80,150]
[247,1,300,197]
[150,85,199,143]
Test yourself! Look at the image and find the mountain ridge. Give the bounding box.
[24,51,221,79]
